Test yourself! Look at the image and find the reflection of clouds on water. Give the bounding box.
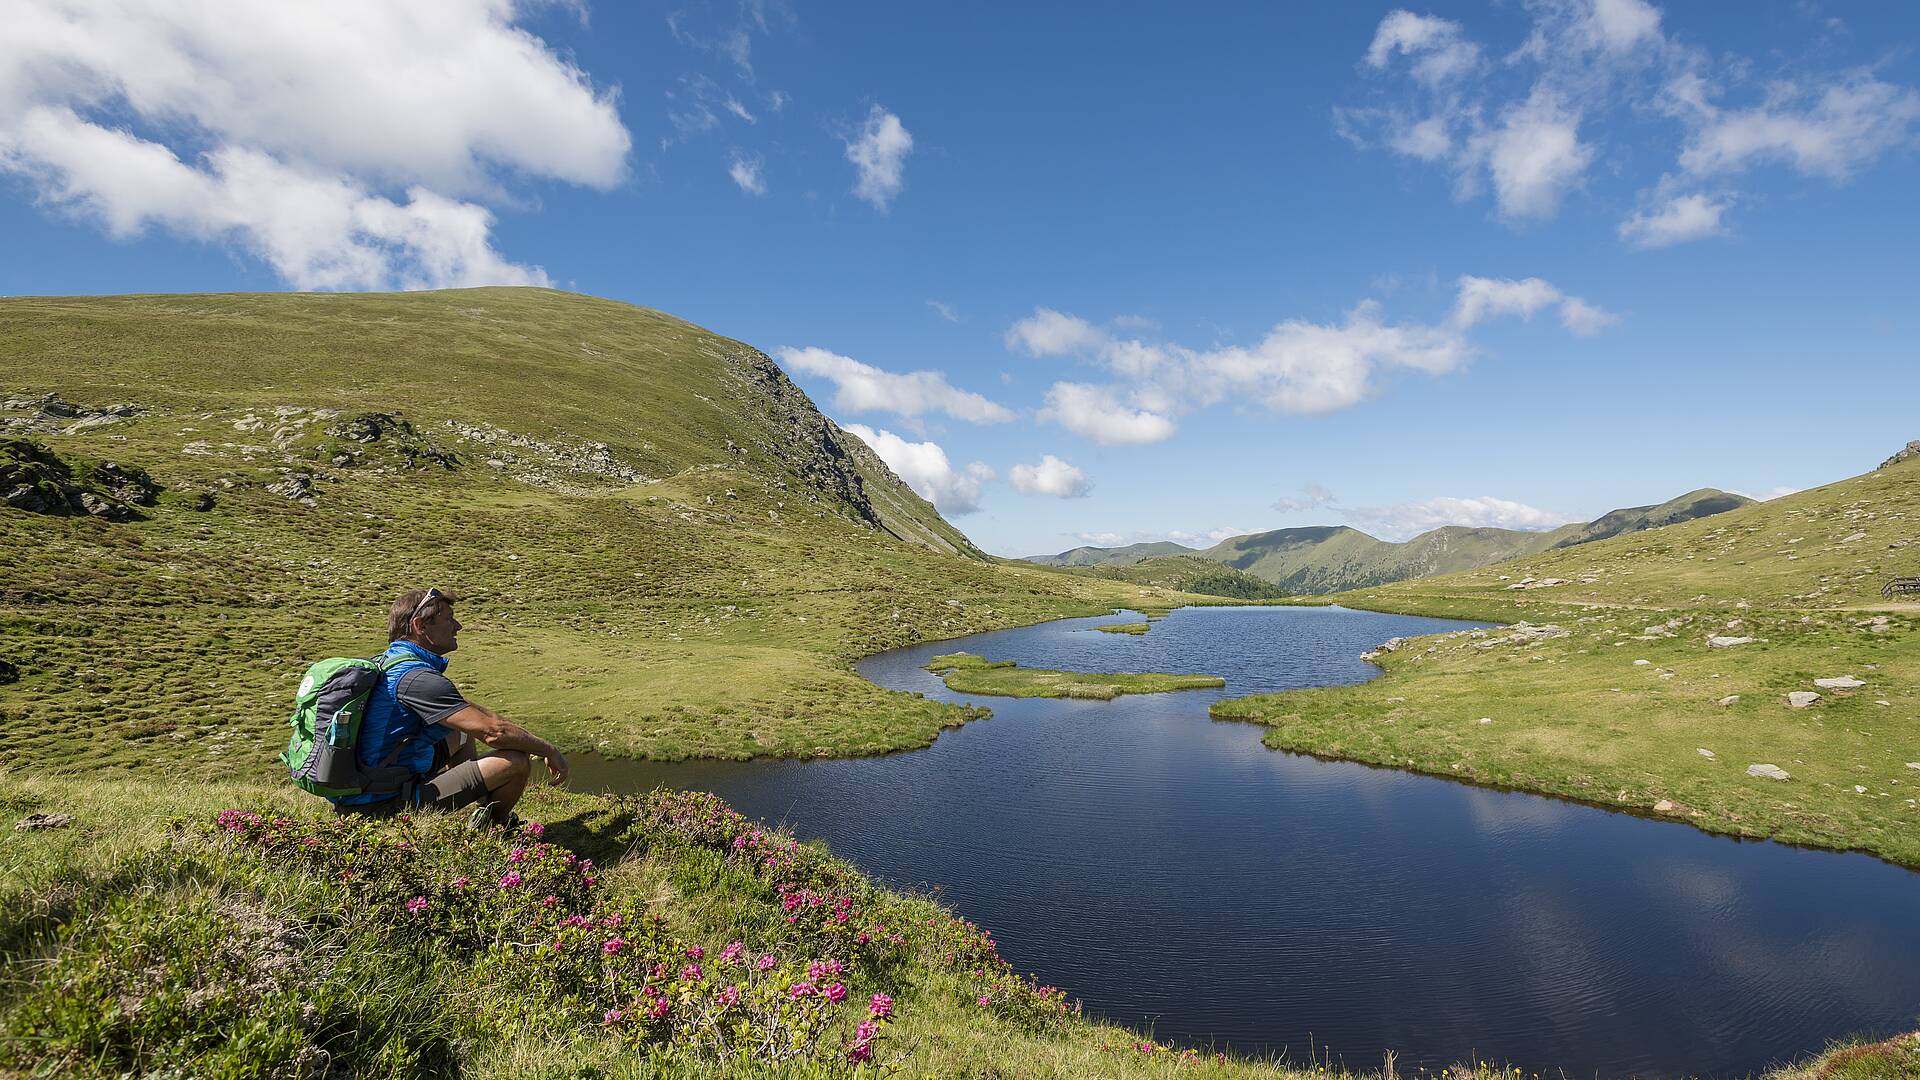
[576,605,1920,1079]
[1459,786,1574,842]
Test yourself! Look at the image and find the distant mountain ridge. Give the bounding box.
[1023,540,1196,567]
[1024,488,1754,595]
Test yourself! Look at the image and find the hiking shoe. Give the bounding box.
[466,803,522,832]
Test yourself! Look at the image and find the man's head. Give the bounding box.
[389,587,462,654]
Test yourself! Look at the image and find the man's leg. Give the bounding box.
[420,749,529,824]
[474,750,531,823]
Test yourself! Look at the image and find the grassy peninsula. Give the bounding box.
[926,653,1223,699]
[1213,454,1920,867]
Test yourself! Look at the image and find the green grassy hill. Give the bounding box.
[1196,488,1752,594]
[1055,554,1291,600]
[1023,539,1196,566]
[0,288,1220,777]
[1215,454,1920,866]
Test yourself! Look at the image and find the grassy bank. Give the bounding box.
[0,290,1223,778]
[926,653,1224,700]
[1214,456,1920,867]
[5,773,1897,1079]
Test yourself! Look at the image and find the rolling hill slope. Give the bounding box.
[1214,450,1920,866]
[1023,540,1197,566]
[0,287,1208,776]
[1195,488,1753,594]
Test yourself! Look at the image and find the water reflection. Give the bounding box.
[568,606,1920,1079]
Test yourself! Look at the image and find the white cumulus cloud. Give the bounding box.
[1345,1,1920,244]
[1037,383,1178,446]
[1006,308,1110,357]
[1619,192,1730,248]
[1009,455,1093,498]
[727,152,767,196]
[1468,90,1594,223]
[776,346,1013,424]
[1677,74,1920,181]
[0,0,631,289]
[1014,274,1613,439]
[844,105,913,211]
[841,424,993,516]
[1345,495,1578,542]
[1272,482,1337,514]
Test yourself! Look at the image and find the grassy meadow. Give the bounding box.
[0,289,1221,779]
[1214,455,1920,867]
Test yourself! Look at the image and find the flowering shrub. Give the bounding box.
[474,896,895,1070]
[198,806,897,1074]
[623,790,911,971]
[203,810,593,951]
[0,849,457,1079]
[921,910,1077,1032]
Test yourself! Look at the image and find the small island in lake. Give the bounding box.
[925,652,1224,699]
[1096,621,1151,635]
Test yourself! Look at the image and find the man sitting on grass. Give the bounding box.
[331,587,570,828]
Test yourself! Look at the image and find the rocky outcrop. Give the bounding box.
[1880,440,1920,470]
[722,346,982,558]
[326,413,459,471]
[1,392,142,434]
[1,439,160,521]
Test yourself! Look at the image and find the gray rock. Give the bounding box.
[1653,799,1676,812]
[1813,676,1864,690]
[1697,748,1716,759]
[1717,695,1740,707]
[1786,691,1821,708]
[14,812,73,829]
[1880,439,1920,470]
[74,491,119,518]
[1707,635,1754,648]
[1746,764,1791,780]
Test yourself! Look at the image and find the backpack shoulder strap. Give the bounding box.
[371,649,437,771]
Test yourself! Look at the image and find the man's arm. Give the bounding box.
[439,703,570,785]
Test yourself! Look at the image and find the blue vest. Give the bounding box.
[332,640,450,805]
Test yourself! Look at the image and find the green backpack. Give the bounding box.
[279,654,422,799]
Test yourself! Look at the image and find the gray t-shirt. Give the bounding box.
[395,667,469,728]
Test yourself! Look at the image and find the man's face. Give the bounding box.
[415,601,461,654]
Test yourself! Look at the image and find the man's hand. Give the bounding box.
[443,704,569,786]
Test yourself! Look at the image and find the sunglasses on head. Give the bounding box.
[411,588,446,624]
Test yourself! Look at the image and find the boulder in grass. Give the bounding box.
[1812,676,1864,690]
[1746,764,1790,781]
[1786,691,1820,708]
[1707,636,1753,649]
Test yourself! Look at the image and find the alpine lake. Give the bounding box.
[566,605,1920,1079]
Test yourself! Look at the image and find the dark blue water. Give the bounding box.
[568,605,1920,1079]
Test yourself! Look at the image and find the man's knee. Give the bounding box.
[480,750,530,784]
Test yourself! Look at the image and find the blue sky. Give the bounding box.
[4,2,1918,556]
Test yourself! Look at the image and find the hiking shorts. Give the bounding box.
[332,758,492,818]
